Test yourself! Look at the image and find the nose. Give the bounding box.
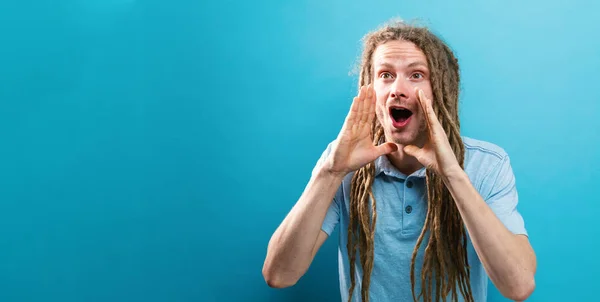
[389,78,412,100]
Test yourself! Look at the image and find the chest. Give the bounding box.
[341,175,429,239]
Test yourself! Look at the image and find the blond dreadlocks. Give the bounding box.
[346,20,474,302]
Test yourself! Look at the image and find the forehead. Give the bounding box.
[372,40,428,68]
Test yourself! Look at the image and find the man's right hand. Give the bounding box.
[324,84,398,176]
[263,84,396,288]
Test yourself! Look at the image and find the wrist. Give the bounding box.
[318,165,347,182]
[441,166,468,184]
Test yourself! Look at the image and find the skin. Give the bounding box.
[263,40,537,301]
[407,87,537,301]
[372,39,432,175]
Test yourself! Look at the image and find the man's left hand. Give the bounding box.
[403,88,463,178]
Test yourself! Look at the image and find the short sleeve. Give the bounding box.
[482,155,528,236]
[311,140,343,236]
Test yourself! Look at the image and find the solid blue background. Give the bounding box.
[0,0,598,301]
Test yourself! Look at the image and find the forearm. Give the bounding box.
[263,167,344,287]
[442,169,536,300]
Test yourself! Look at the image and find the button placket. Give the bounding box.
[401,177,417,235]
[405,178,413,214]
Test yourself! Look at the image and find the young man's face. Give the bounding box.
[372,40,433,147]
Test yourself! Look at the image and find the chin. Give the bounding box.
[384,127,425,147]
[386,131,416,146]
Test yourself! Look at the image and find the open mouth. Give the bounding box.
[390,107,413,123]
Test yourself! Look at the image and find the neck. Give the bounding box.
[386,146,424,176]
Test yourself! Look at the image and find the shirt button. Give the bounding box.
[405,205,412,214]
[406,181,413,188]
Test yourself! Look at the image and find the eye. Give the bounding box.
[379,72,394,79]
[410,72,425,79]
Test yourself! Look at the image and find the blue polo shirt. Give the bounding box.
[313,136,528,302]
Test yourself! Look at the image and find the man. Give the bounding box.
[262,20,537,302]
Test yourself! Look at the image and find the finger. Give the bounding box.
[416,88,443,136]
[404,145,436,170]
[343,96,360,127]
[357,85,366,113]
[353,86,366,129]
[403,145,427,164]
[415,88,430,125]
[375,142,398,156]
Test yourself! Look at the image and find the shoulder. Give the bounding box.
[462,136,510,169]
[461,136,513,194]
[462,136,508,160]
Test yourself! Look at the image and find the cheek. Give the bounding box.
[374,82,387,99]
[375,90,387,113]
[417,83,433,99]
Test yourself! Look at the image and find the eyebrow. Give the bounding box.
[375,61,429,70]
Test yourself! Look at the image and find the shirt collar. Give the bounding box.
[374,154,427,179]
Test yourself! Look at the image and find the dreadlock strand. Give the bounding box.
[432,180,447,302]
[411,200,433,302]
[347,171,362,302]
[348,20,472,302]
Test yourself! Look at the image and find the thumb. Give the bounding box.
[375,142,398,156]
[403,145,424,160]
